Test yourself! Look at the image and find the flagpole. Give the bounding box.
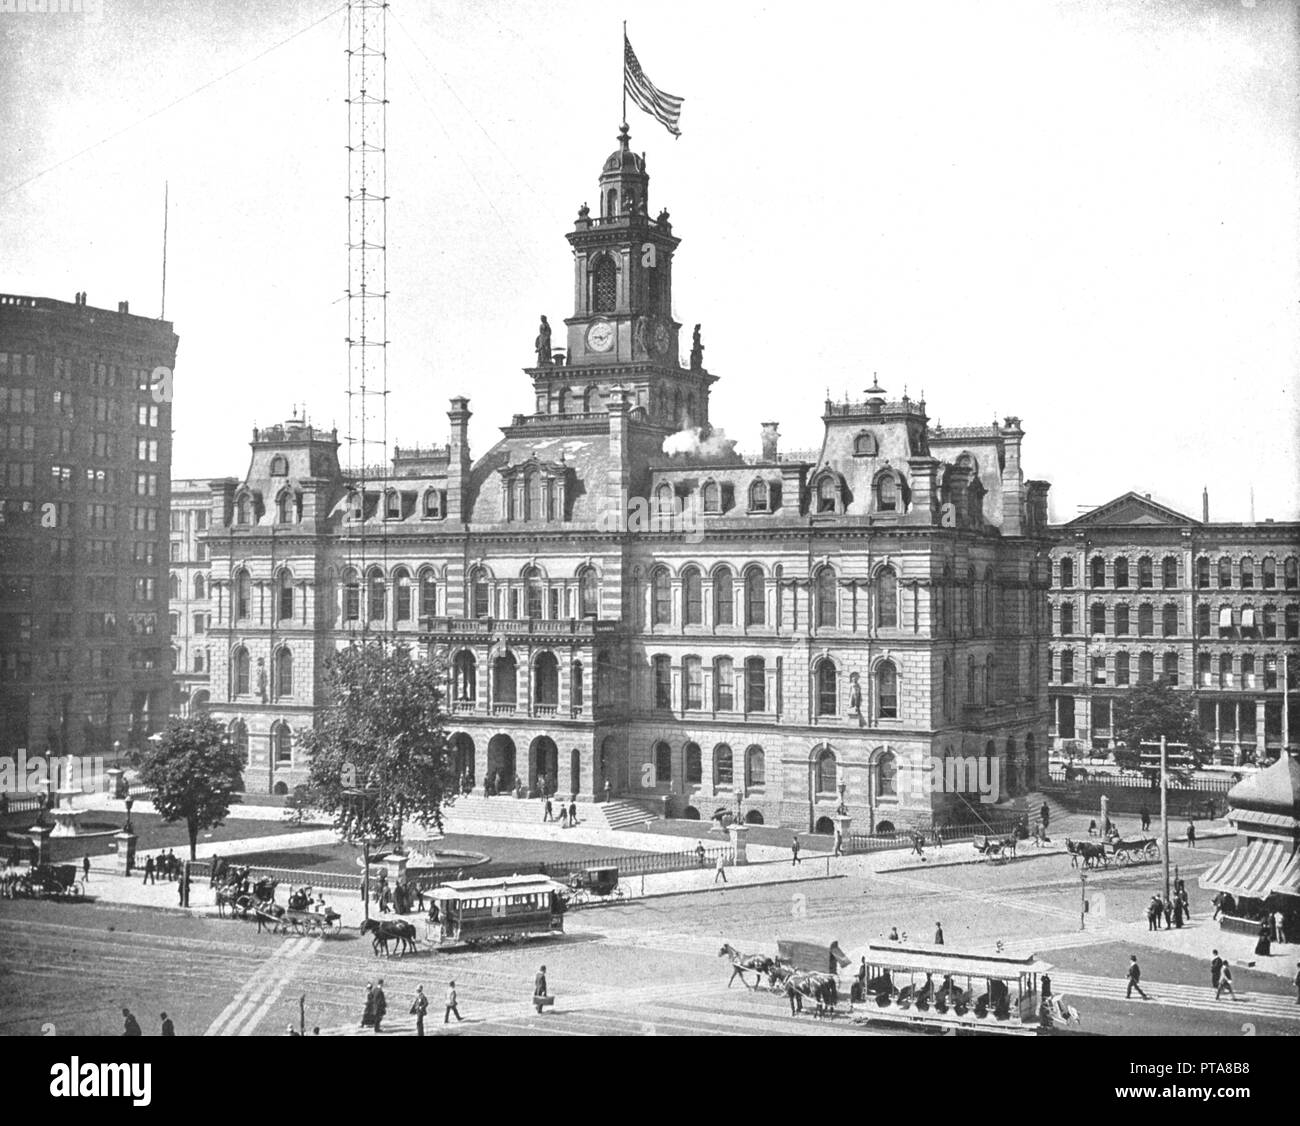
[622,20,627,126]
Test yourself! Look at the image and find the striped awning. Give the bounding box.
[1198,839,1293,899]
[1271,851,1300,898]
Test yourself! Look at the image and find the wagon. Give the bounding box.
[1109,837,1161,866]
[564,866,626,906]
[280,908,343,938]
[16,863,84,901]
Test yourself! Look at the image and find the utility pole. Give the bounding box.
[1160,735,1170,901]
[1079,871,1087,931]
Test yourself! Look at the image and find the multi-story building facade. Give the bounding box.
[0,292,178,757]
[169,478,213,716]
[203,128,1054,828]
[1047,492,1300,762]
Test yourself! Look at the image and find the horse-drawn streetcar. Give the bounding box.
[428,875,567,949]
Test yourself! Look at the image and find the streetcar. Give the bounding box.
[427,874,568,949]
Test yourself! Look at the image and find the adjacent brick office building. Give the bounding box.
[198,130,1055,828]
[169,477,213,718]
[0,293,178,758]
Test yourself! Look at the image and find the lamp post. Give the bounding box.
[124,795,135,836]
[1080,871,1088,931]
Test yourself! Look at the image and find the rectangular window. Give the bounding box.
[745,658,766,712]
[684,658,703,710]
[134,577,156,602]
[1060,650,1074,684]
[1115,652,1130,686]
[1092,656,1107,685]
[653,656,672,709]
[714,658,734,711]
[137,404,159,427]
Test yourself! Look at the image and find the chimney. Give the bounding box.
[1202,486,1209,524]
[117,301,129,314]
[761,422,779,462]
[904,457,940,526]
[999,417,1025,536]
[445,397,472,523]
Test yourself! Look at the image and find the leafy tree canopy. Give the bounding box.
[1113,678,1207,767]
[298,644,452,848]
[139,715,245,859]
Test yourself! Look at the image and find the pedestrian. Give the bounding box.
[1212,891,1226,921]
[122,1008,142,1036]
[533,965,549,1014]
[1146,897,1161,931]
[912,832,926,861]
[604,779,612,804]
[1125,955,1148,1000]
[1040,801,1050,831]
[558,805,568,828]
[1215,962,1237,1001]
[159,1012,174,1037]
[142,855,155,885]
[1042,973,1052,999]
[1255,918,1272,958]
[1087,819,1098,837]
[888,926,900,942]
[177,867,187,906]
[286,1024,300,1036]
[833,830,844,858]
[82,854,90,884]
[1173,896,1184,929]
[1179,885,1191,919]
[714,853,728,884]
[445,980,463,1023]
[934,921,944,946]
[569,800,578,826]
[695,841,706,868]
[372,978,387,1033]
[1186,821,1196,849]
[411,985,428,1037]
[791,836,801,866]
[543,796,553,822]
[855,957,867,1002]
[1139,806,1150,832]
[361,981,376,1029]
[1211,950,1224,992]
[1273,909,1286,945]
[1163,896,1173,929]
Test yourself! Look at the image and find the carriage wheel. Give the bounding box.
[1116,850,1130,867]
[1145,843,1160,861]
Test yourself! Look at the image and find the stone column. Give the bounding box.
[834,815,853,854]
[728,824,749,865]
[113,830,137,876]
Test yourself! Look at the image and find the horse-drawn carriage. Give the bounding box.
[13,863,84,901]
[972,835,1019,864]
[1065,836,1160,869]
[562,865,625,906]
[718,937,849,1017]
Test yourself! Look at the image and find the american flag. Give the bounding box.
[624,35,684,137]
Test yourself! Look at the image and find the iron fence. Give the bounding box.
[848,814,1027,854]
[1047,766,1231,793]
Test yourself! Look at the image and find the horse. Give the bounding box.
[1064,839,1079,868]
[770,961,839,1016]
[361,918,418,957]
[718,943,774,991]
[1077,841,1108,869]
[974,836,1004,861]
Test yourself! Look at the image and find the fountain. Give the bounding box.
[49,785,87,838]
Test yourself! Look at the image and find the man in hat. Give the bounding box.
[533,965,549,1014]
[411,985,428,1036]
[445,980,463,1023]
[372,978,387,1033]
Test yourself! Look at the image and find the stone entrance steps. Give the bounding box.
[441,794,659,832]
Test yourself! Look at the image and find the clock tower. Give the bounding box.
[526,124,712,431]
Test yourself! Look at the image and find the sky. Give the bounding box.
[1,0,1297,524]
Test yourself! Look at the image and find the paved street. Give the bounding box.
[3,831,1296,1038]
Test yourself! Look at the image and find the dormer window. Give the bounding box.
[276,489,297,524]
[235,494,253,526]
[269,454,288,477]
[423,489,444,519]
[702,480,720,514]
[385,490,402,521]
[853,431,878,457]
[817,477,837,514]
[748,479,769,513]
[346,491,363,522]
[877,475,897,512]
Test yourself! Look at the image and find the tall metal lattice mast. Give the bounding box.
[345,0,389,631]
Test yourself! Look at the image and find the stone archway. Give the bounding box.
[190,689,210,714]
[487,734,516,794]
[449,732,475,787]
[530,735,558,797]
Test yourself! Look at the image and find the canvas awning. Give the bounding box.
[1240,608,1256,628]
[1219,607,1234,628]
[1198,839,1293,899]
[1269,850,1300,898]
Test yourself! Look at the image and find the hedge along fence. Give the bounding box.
[1039,780,1226,820]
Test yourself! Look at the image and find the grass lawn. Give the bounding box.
[224,833,653,876]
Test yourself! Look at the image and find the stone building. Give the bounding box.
[1047,492,1300,762]
[201,128,1054,827]
[0,292,178,757]
[169,477,213,716]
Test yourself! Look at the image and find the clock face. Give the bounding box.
[587,321,615,353]
[653,322,671,356]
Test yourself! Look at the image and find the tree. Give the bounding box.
[139,715,245,860]
[298,643,453,848]
[1113,678,1208,770]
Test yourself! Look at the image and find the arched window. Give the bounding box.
[342,568,360,621]
[276,647,293,698]
[1114,604,1130,635]
[524,566,544,620]
[714,656,735,711]
[967,654,978,699]
[1114,557,1129,588]
[1163,652,1179,684]
[713,567,733,625]
[1287,604,1300,639]
[702,480,720,514]
[494,653,518,705]
[1090,556,1106,588]
[526,473,544,522]
[169,573,179,599]
[966,566,977,634]
[941,564,953,632]
[683,656,703,709]
[815,567,837,628]
[1196,603,1211,636]
[423,489,443,518]
[714,743,733,786]
[193,573,205,599]
[748,479,769,512]
[744,567,765,626]
[393,569,412,621]
[876,751,897,797]
[1090,602,1106,634]
[605,188,617,217]
[1240,556,1254,589]
[651,567,672,626]
[1262,557,1277,588]
[1262,604,1278,638]
[452,650,476,701]
[1196,556,1211,589]
[685,743,702,785]
[1162,556,1178,588]
[877,660,899,719]
[876,474,897,512]
[346,491,363,522]
[470,568,490,620]
[682,566,703,625]
[817,475,838,514]
[655,483,676,518]
[534,652,559,706]
[277,490,296,524]
[1285,557,1299,589]
[1138,556,1153,588]
[230,720,248,762]
[269,454,288,477]
[1138,603,1154,636]
[1218,556,1232,588]
[815,749,837,795]
[942,659,955,719]
[746,745,765,787]
[274,724,292,765]
[816,660,837,716]
[579,567,598,617]
[1162,603,1178,636]
[984,568,996,632]
[592,255,617,313]
[654,740,672,784]
[236,494,252,525]
[854,431,877,456]
[277,570,294,621]
[233,647,250,695]
[876,567,898,629]
[1060,602,1074,635]
[1060,557,1074,588]
[235,570,251,621]
[367,569,386,622]
[420,572,436,619]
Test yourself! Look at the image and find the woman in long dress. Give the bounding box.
[1254,917,1272,957]
[361,982,376,1028]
